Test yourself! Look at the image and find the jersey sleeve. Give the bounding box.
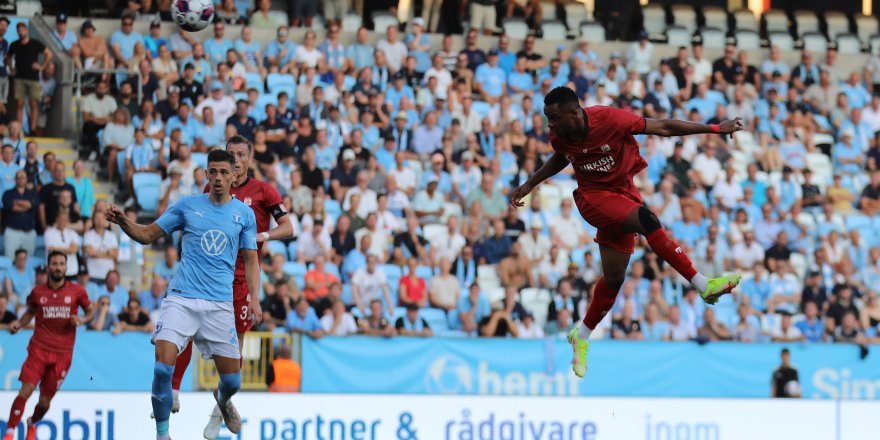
[610,107,647,135]
[263,183,287,221]
[239,209,258,251]
[155,198,186,234]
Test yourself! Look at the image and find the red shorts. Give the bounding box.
[573,187,642,254]
[19,346,73,398]
[233,275,253,334]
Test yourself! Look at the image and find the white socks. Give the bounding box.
[691,273,709,293]
[211,404,222,417]
[578,321,592,340]
[157,435,170,440]
[172,389,179,400]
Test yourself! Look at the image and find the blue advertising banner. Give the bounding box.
[0,332,192,391]
[302,336,880,399]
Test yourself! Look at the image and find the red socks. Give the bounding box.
[583,278,618,329]
[646,229,698,281]
[6,395,27,433]
[31,403,49,424]
[171,340,194,391]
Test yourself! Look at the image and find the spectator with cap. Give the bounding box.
[412,175,444,224]
[265,26,297,73]
[174,63,204,107]
[52,13,77,51]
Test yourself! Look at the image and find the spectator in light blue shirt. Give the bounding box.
[795,301,825,342]
[138,276,168,313]
[52,14,77,51]
[346,27,375,71]
[841,72,872,110]
[203,22,234,66]
[507,57,535,97]
[234,26,263,73]
[385,72,415,113]
[641,304,670,341]
[98,271,130,314]
[126,128,154,174]
[177,43,213,84]
[198,107,227,149]
[456,283,491,333]
[142,20,167,58]
[496,35,516,74]
[537,58,568,90]
[833,130,863,176]
[164,102,200,146]
[759,46,790,80]
[739,264,772,311]
[319,23,347,71]
[110,15,143,64]
[286,299,323,334]
[405,19,432,73]
[265,26,297,71]
[412,112,443,156]
[475,49,507,101]
[686,83,719,122]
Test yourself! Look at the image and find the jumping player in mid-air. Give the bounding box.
[106,149,260,440]
[509,87,744,378]
[4,251,94,440]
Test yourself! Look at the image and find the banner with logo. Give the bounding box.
[2,391,873,440]
[301,336,880,399]
[0,332,193,392]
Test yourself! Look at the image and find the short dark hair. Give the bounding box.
[543,86,579,109]
[207,149,236,168]
[226,134,252,153]
[47,250,68,264]
[14,249,27,258]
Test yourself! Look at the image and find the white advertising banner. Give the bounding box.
[0,392,868,440]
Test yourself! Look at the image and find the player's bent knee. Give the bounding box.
[219,372,241,394]
[638,206,662,234]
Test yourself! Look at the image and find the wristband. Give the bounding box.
[260,232,270,241]
[709,124,721,134]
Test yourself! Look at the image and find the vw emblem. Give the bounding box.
[200,229,228,256]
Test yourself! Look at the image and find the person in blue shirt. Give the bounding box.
[0,144,18,201]
[286,298,323,336]
[496,35,516,74]
[795,301,825,342]
[234,26,264,74]
[404,19,432,73]
[177,43,213,85]
[385,71,415,113]
[507,56,535,99]
[686,83,719,122]
[739,263,772,311]
[832,130,863,176]
[52,14,77,51]
[142,20,168,59]
[474,49,506,102]
[165,101,201,147]
[374,135,397,172]
[346,27,375,71]
[204,22,234,66]
[265,26,297,72]
[109,15,143,64]
[3,249,34,305]
[96,270,130,313]
[139,276,168,313]
[105,149,259,440]
[456,283,490,334]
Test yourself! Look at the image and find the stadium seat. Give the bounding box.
[325,263,341,278]
[382,264,403,281]
[132,173,162,214]
[324,199,342,218]
[282,262,307,278]
[310,15,326,30]
[579,21,606,42]
[116,152,127,183]
[735,29,760,49]
[0,256,10,273]
[665,25,692,47]
[700,27,726,48]
[341,284,353,305]
[287,241,298,261]
[244,72,264,93]
[845,215,872,232]
[802,32,828,53]
[422,224,446,243]
[732,9,758,32]
[520,288,551,328]
[266,241,288,258]
[485,286,505,304]
[341,12,363,32]
[540,19,567,41]
[856,15,878,44]
[266,73,295,93]
[763,10,788,35]
[502,18,530,40]
[539,184,562,211]
[836,34,861,54]
[27,256,43,272]
[421,308,450,334]
[191,152,208,170]
[671,4,697,34]
[415,265,434,280]
[471,100,492,119]
[825,12,851,40]
[701,6,729,33]
[477,265,499,284]
[256,93,279,111]
[642,4,667,37]
[767,31,794,51]
[564,3,588,34]
[233,92,248,102]
[371,11,399,31]
[793,10,819,37]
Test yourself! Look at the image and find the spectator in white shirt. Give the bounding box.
[195,81,235,123]
[44,211,81,278]
[771,313,805,342]
[343,170,378,219]
[430,215,466,263]
[626,32,654,76]
[516,312,544,339]
[320,298,358,336]
[648,179,683,225]
[297,219,332,263]
[550,199,589,253]
[517,219,551,265]
[82,213,119,282]
[732,231,766,270]
[692,143,723,188]
[388,152,417,196]
[352,255,395,317]
[376,25,407,72]
[713,166,745,211]
[354,213,391,261]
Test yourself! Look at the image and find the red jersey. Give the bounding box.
[206,177,285,277]
[550,106,648,192]
[26,282,90,353]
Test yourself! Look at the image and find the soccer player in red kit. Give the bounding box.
[3,251,94,440]
[162,135,294,438]
[510,87,744,378]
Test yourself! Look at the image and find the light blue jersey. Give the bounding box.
[156,194,257,302]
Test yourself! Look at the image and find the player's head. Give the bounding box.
[225,134,252,178]
[47,251,67,283]
[206,149,237,197]
[543,86,582,138]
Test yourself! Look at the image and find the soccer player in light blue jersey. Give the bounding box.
[105,149,260,440]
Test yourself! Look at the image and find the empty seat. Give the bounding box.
[372,11,399,31]
[324,199,341,218]
[793,10,819,36]
[671,4,697,34]
[665,25,691,47]
[341,12,363,32]
[266,73,295,93]
[541,19,567,40]
[701,6,728,32]
[191,152,208,170]
[579,21,606,42]
[540,1,558,20]
[768,31,794,51]
[802,32,827,53]
[836,33,862,54]
[132,173,162,213]
[825,12,851,40]
[283,262,307,279]
[700,27,726,48]
[735,29,760,49]
[763,9,788,35]
[382,264,403,280]
[421,307,450,333]
[502,18,530,40]
[244,72,264,93]
[642,4,667,36]
[520,288,551,328]
[564,2,588,32]
[856,15,878,44]
[733,9,758,32]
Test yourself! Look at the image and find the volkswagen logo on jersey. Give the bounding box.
[200,229,228,256]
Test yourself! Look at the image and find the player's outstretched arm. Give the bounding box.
[104,205,165,245]
[509,153,570,208]
[643,117,744,137]
[243,249,263,324]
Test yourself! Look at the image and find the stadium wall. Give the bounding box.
[3,333,880,399]
[0,391,876,440]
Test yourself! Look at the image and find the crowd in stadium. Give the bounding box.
[1,3,880,346]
